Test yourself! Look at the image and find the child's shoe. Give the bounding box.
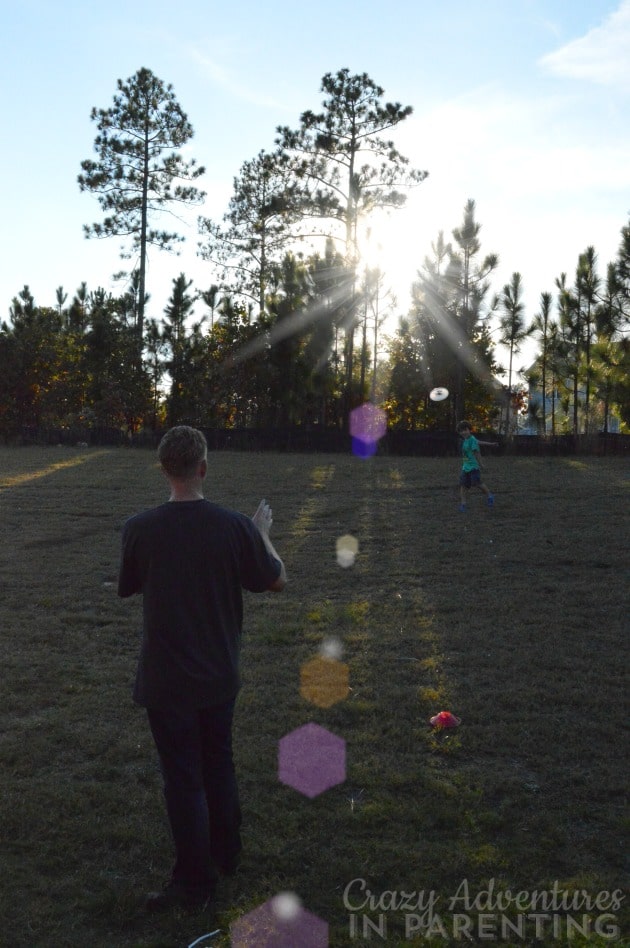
[487,494,494,507]
[459,503,467,512]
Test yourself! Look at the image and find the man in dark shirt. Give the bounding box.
[118,426,286,911]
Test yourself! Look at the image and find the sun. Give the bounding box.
[355,201,435,319]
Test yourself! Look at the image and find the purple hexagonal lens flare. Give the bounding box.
[349,402,387,453]
[351,435,378,458]
[278,722,346,798]
[231,894,329,947]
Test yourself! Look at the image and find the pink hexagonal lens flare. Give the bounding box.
[231,894,329,946]
[278,723,346,798]
[349,402,387,454]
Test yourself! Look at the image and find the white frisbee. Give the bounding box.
[429,387,449,402]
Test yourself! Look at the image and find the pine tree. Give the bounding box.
[79,67,205,354]
[498,272,529,436]
[198,150,299,318]
[449,200,499,423]
[277,69,427,414]
[403,205,500,431]
[162,273,198,425]
[529,291,553,433]
[575,247,600,434]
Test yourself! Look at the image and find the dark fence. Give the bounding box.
[510,434,630,456]
[14,426,630,456]
[128,429,630,457]
[18,425,129,447]
[199,428,463,456]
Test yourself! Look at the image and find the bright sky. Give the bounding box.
[2,0,628,379]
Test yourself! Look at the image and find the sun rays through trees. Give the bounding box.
[1,68,628,440]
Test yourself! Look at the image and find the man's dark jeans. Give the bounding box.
[147,699,241,893]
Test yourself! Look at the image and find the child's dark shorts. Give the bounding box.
[460,469,481,488]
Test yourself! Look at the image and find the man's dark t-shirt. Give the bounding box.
[118,500,281,708]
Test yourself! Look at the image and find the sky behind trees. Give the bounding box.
[2,0,628,375]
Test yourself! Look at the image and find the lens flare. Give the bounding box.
[336,534,358,568]
[271,891,302,921]
[320,636,344,660]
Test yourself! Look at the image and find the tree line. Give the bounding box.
[389,205,630,436]
[2,67,629,440]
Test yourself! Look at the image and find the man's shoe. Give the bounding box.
[145,881,215,913]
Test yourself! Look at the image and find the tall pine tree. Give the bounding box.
[79,67,205,356]
[277,69,427,415]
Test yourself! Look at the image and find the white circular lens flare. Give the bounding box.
[320,636,344,660]
[429,387,449,402]
[337,549,356,568]
[336,534,358,554]
[271,891,302,920]
[336,534,358,568]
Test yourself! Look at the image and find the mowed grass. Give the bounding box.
[0,446,628,948]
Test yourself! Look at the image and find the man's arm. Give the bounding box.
[117,521,141,597]
[252,500,287,592]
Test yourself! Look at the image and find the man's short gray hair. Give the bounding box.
[158,426,207,478]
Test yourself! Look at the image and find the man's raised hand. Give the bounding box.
[252,499,273,535]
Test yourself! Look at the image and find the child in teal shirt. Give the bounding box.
[457,421,496,511]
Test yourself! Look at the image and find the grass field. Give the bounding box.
[0,446,628,948]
